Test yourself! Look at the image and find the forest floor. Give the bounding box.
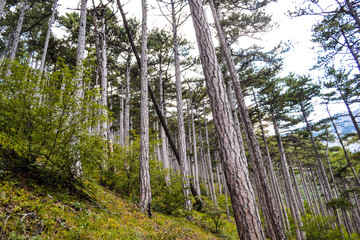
[0,170,238,239]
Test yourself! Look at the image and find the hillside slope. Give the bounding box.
[0,172,238,239]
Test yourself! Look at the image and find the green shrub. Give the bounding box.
[0,59,107,185]
[301,215,345,240]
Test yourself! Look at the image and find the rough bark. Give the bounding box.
[188,0,265,237]
[208,1,285,238]
[39,0,57,73]
[9,0,27,60]
[139,0,151,216]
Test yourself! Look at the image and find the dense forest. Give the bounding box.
[0,0,359,239]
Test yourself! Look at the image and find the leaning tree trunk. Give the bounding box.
[139,0,151,217]
[204,113,217,205]
[9,0,27,60]
[327,105,360,185]
[209,1,285,238]
[252,89,287,229]
[188,0,265,238]
[271,111,304,240]
[170,0,192,211]
[39,0,57,73]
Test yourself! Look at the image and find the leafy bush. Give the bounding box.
[0,59,107,185]
[301,215,345,240]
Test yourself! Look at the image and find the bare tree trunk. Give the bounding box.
[39,0,57,73]
[119,86,124,145]
[9,0,27,60]
[71,0,87,177]
[188,0,265,237]
[299,102,344,240]
[159,63,170,183]
[100,10,108,139]
[199,128,210,196]
[76,0,87,64]
[208,1,285,238]
[289,157,305,215]
[272,111,304,240]
[204,113,217,206]
[190,95,201,195]
[91,0,102,86]
[139,0,151,216]
[170,0,191,211]
[297,155,317,216]
[252,89,286,229]
[124,53,131,144]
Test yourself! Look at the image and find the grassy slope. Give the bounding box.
[0,173,238,240]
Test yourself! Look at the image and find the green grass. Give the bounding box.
[0,171,238,239]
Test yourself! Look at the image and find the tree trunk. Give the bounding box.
[188,0,265,237]
[124,52,131,144]
[252,89,286,228]
[9,0,27,60]
[271,111,304,240]
[159,62,170,183]
[289,157,305,215]
[76,0,87,64]
[91,0,102,87]
[190,95,201,195]
[297,155,316,215]
[300,102,334,203]
[139,0,151,216]
[39,0,57,73]
[100,10,108,139]
[204,112,217,206]
[170,0,191,211]
[209,1,285,238]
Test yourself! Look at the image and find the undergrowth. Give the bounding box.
[0,171,238,239]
